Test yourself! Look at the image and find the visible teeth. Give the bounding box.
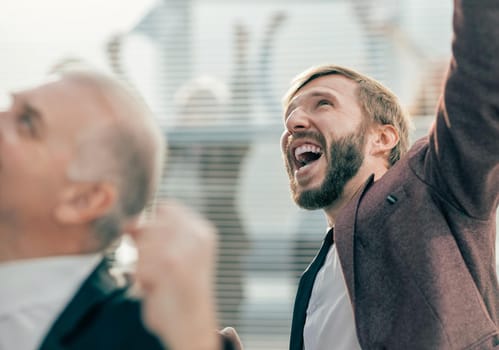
[294,144,322,159]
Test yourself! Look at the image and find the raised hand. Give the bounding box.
[128,201,221,350]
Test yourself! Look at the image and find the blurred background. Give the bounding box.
[0,1,497,349]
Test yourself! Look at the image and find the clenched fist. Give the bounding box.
[127,201,221,350]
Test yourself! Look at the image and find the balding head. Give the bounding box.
[58,70,165,248]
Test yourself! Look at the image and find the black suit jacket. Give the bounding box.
[38,258,165,350]
[38,259,236,350]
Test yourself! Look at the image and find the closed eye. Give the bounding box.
[18,112,35,134]
[317,99,333,108]
[17,104,42,138]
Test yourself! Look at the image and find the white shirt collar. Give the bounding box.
[0,254,102,315]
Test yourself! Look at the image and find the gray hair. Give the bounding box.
[60,69,165,248]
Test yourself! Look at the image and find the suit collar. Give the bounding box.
[38,257,128,350]
[334,174,375,308]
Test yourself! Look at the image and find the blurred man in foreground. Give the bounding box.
[0,69,234,350]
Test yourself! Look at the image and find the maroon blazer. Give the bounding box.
[291,1,499,349]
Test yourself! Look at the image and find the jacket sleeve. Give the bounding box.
[426,0,499,219]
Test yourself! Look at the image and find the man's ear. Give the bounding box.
[54,182,118,224]
[369,124,399,159]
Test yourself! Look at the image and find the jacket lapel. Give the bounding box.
[335,174,374,308]
[38,258,126,350]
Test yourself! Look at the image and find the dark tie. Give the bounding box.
[289,228,334,350]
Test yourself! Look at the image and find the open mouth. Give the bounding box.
[294,143,323,169]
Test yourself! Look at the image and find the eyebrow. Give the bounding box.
[11,93,42,118]
[23,102,42,117]
[285,90,340,119]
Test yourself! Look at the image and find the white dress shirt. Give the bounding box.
[0,254,102,350]
[304,243,362,350]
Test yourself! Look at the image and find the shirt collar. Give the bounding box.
[0,254,102,315]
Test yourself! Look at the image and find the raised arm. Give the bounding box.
[426,0,499,219]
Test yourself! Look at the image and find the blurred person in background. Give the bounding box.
[169,23,252,329]
[169,73,251,329]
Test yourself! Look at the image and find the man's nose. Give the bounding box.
[285,107,311,133]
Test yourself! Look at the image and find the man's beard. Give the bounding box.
[286,130,365,210]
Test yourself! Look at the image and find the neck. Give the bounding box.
[323,164,387,228]
[0,226,100,263]
[323,189,360,229]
